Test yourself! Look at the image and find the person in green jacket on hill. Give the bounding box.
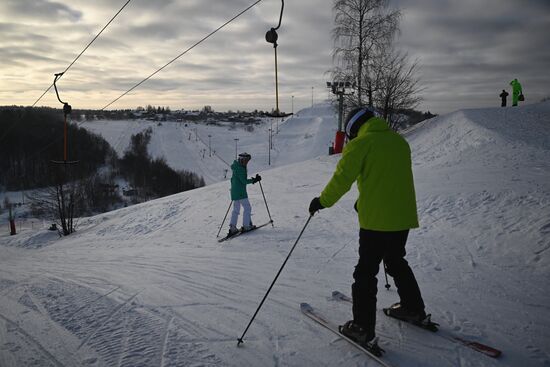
[308,107,428,351]
[228,152,261,236]
[510,78,523,106]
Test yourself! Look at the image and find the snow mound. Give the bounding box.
[405,102,550,168]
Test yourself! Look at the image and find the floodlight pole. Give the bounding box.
[268,129,271,166]
[327,81,354,132]
[338,92,344,131]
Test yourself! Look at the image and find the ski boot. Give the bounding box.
[241,223,257,232]
[383,303,438,331]
[339,320,384,356]
[227,225,239,237]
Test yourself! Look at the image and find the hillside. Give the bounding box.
[79,104,338,185]
[0,102,549,367]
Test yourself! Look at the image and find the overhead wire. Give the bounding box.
[100,0,264,110]
[0,0,132,146]
[13,0,266,165]
[31,0,133,107]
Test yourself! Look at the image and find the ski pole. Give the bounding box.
[216,201,233,237]
[258,180,274,227]
[237,214,313,346]
[383,260,391,290]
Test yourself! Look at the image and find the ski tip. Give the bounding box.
[300,303,313,312]
[331,290,352,302]
[457,338,502,358]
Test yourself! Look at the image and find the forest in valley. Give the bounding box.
[0,106,204,217]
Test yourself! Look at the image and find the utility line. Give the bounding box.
[30,0,132,107]
[100,0,264,111]
[0,0,132,147]
[11,0,264,165]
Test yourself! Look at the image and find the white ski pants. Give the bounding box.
[230,198,252,227]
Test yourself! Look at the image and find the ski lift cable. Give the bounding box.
[30,0,133,108]
[0,0,131,149]
[100,0,264,111]
[17,0,265,165]
[273,0,284,31]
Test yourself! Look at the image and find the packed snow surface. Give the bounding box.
[1,102,549,366]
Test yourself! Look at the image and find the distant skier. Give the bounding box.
[228,152,261,236]
[499,89,509,107]
[510,78,523,106]
[308,107,428,348]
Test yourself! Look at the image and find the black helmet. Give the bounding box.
[344,107,376,140]
[238,152,251,163]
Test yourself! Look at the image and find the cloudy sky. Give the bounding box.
[1,0,549,114]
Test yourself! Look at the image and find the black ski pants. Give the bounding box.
[352,228,425,334]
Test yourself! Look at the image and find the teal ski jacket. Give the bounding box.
[230,160,254,200]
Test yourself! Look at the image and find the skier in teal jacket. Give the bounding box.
[228,152,261,236]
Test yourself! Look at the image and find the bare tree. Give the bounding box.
[332,0,401,106]
[374,48,423,130]
[28,168,82,236]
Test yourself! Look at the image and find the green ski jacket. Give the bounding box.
[319,117,419,231]
[230,160,254,200]
[510,79,522,96]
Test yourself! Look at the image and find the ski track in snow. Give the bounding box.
[1,102,550,366]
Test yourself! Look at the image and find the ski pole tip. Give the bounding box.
[237,338,244,347]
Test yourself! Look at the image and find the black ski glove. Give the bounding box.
[255,174,262,182]
[309,197,324,216]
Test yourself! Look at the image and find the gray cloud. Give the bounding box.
[2,0,81,22]
[394,0,550,112]
[0,0,548,113]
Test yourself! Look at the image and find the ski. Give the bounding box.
[331,290,502,358]
[383,303,439,332]
[218,220,273,243]
[300,303,394,367]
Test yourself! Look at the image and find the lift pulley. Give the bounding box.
[265,0,291,118]
[52,72,78,165]
[265,0,283,47]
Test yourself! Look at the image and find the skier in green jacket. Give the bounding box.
[510,78,523,106]
[228,152,261,236]
[309,107,428,351]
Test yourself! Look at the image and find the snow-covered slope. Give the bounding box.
[1,103,549,367]
[80,103,338,184]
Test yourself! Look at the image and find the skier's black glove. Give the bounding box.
[309,197,324,216]
[255,174,262,182]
